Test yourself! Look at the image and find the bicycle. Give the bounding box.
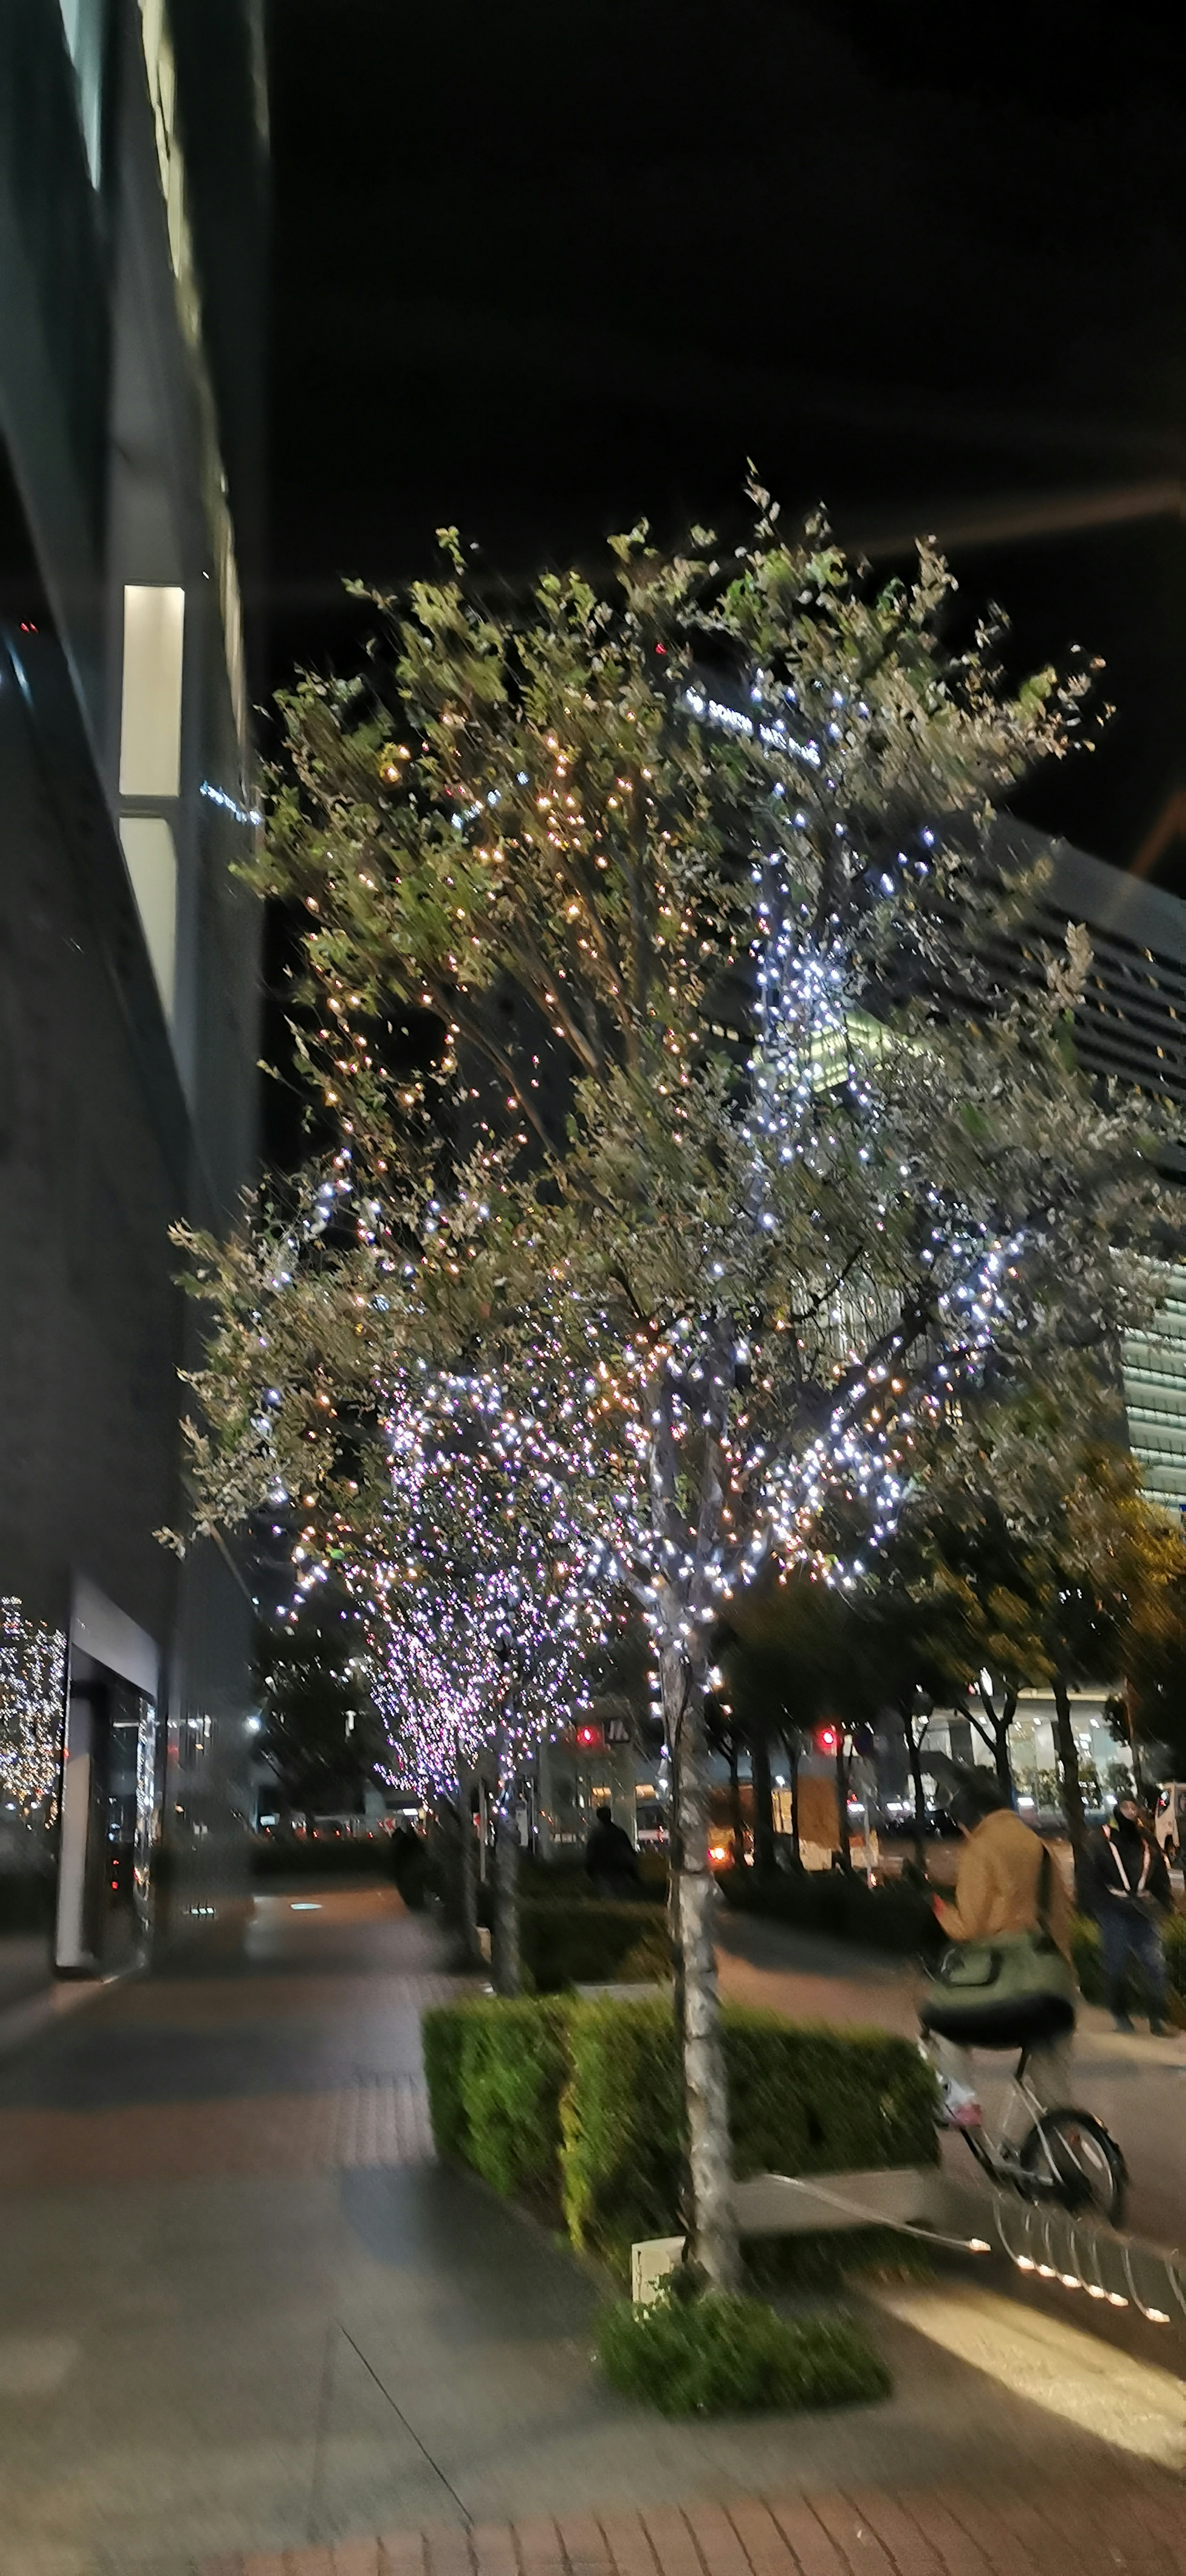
[944,2049,1128,2227]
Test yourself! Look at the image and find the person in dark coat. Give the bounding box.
[1086,1797,1172,2034]
[584,1810,640,1899]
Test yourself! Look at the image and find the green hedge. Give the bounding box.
[718,1865,940,1958]
[562,1998,937,2273]
[421,1996,569,2207]
[515,1854,669,1906]
[595,2288,890,2415]
[423,1992,938,2276]
[0,1870,55,1933]
[1072,1912,1186,2021]
[250,1834,394,1880]
[521,1901,671,1991]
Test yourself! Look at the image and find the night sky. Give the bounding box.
[266,0,1183,884]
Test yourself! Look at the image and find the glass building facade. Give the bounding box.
[0,0,267,1969]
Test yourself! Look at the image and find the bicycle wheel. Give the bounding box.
[1018,2108,1127,2226]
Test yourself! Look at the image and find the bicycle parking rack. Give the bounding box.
[631,2162,1186,2333]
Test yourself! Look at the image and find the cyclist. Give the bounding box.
[924,1766,1074,2129]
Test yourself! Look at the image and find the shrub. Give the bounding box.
[250,1834,392,1880]
[0,1869,54,1933]
[521,1901,671,1991]
[516,1854,667,1906]
[420,2001,471,2162]
[717,1865,940,1958]
[561,1998,937,2274]
[422,1996,568,2208]
[594,2288,890,2415]
[425,1992,938,2280]
[1072,1911,1186,2023]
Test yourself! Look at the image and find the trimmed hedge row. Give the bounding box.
[718,1863,941,1957]
[521,1900,670,1991]
[250,1834,395,1879]
[423,1993,938,2276]
[515,1854,669,1906]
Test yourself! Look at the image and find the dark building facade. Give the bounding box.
[0,0,266,1966]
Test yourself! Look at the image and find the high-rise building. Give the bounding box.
[996,830,1186,1516]
[0,0,267,1973]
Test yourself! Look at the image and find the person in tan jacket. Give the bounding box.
[927,1767,1075,2127]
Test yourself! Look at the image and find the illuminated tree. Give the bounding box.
[182,495,1177,2289]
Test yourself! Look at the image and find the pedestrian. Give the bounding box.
[584,1808,640,1899]
[1086,1796,1172,2035]
[923,1766,1075,2127]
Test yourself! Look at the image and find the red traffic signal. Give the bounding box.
[575,1722,604,1749]
[815,1723,840,1756]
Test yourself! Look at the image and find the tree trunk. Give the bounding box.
[492,1733,521,1996]
[995,1692,1017,1797]
[727,1733,746,1869]
[1052,1675,1088,1897]
[903,1707,929,1879]
[834,1733,852,1869]
[665,1646,740,2290]
[975,1685,1016,1798]
[784,1737,802,1866]
[455,1737,482,1967]
[750,1730,776,1875]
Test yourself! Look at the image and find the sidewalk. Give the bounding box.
[1,1886,1184,2575]
[200,2472,1186,2576]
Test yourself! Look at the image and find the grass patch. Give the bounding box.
[595,2286,891,2415]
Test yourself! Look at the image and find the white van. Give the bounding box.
[1154,1784,1186,1860]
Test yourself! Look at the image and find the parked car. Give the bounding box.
[881,1806,961,1841]
[1155,1783,1186,1861]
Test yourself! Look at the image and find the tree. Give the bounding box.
[172,1176,627,1987]
[182,496,1178,2291]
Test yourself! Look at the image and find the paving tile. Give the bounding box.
[933,2490,1041,2576]
[332,2544,383,2576]
[241,2556,289,2576]
[556,2517,614,2576]
[844,2494,945,2576]
[596,2511,661,2576]
[288,2551,335,2576]
[512,2521,566,2576]
[985,2497,1078,2576]
[640,2508,704,2576]
[806,2496,896,2576]
[422,2529,476,2576]
[683,2506,750,2576]
[470,2523,521,2576]
[379,2535,429,2576]
[765,2500,849,2576]
[723,2499,804,2576]
[886,2494,995,2576]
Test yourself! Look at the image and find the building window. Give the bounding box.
[119,585,185,797]
[58,0,106,186]
[119,817,178,1020]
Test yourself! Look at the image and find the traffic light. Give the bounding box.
[575,1722,604,1749]
[815,1723,840,1756]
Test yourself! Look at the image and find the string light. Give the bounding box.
[0,1598,65,1819]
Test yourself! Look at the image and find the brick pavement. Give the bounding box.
[201,2473,1186,2576]
[0,2069,434,2186]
